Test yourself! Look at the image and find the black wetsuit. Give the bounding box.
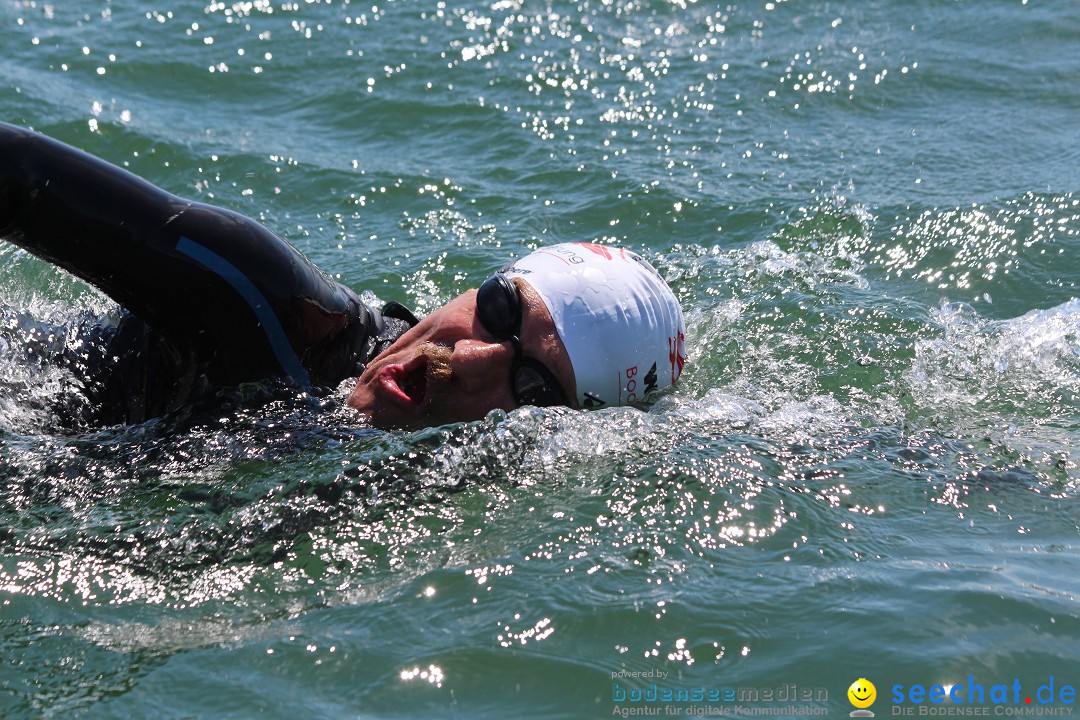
[0,122,416,427]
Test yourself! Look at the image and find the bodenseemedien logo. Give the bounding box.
[848,678,877,717]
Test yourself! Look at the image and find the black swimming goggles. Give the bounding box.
[475,273,569,409]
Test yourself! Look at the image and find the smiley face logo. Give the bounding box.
[848,678,876,709]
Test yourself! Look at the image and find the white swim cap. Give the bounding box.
[503,242,686,409]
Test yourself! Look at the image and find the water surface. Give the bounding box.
[1,0,1078,717]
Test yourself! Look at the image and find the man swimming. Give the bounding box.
[0,122,685,430]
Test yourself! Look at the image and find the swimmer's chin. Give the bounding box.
[345,381,376,424]
[346,377,405,430]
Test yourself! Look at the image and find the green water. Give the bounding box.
[2,0,1078,718]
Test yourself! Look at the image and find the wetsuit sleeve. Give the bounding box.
[0,121,380,390]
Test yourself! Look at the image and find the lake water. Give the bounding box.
[1,0,1078,717]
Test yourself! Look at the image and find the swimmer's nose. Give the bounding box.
[451,338,516,394]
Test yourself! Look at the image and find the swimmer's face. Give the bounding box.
[347,278,577,429]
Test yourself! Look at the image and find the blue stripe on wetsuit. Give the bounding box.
[175,235,311,386]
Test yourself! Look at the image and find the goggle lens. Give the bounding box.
[476,273,568,408]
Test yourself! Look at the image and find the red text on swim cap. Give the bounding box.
[574,242,630,262]
[622,363,659,404]
[669,331,685,383]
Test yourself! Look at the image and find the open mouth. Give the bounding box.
[399,358,428,405]
[378,354,430,410]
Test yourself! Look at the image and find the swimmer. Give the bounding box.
[0,122,685,430]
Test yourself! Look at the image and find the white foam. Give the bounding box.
[906,298,1080,431]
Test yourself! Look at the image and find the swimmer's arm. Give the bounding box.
[0,122,187,276]
[0,121,371,386]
